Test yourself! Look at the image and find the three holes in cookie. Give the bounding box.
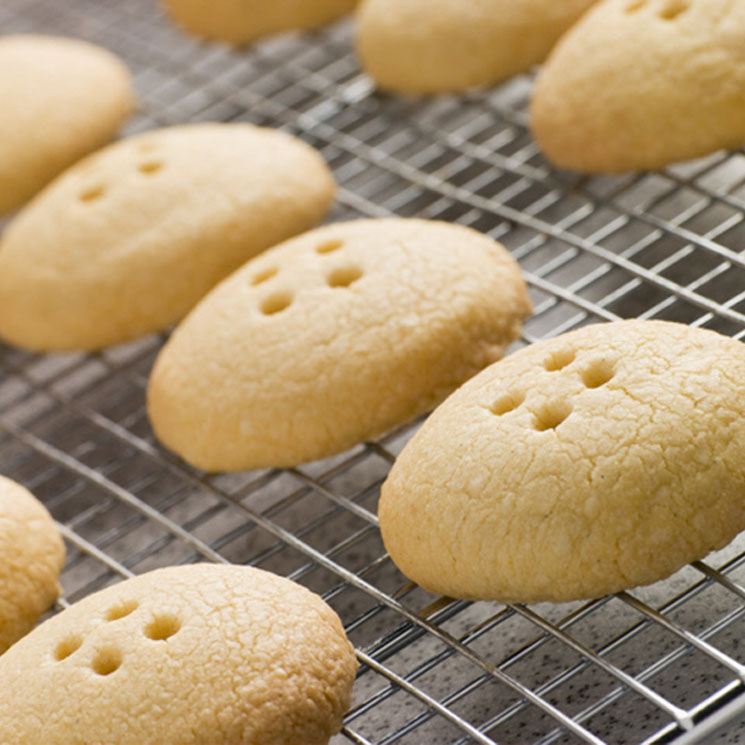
[327,265,363,288]
[144,613,181,641]
[92,647,122,676]
[533,400,573,432]
[54,635,83,662]
[260,291,293,315]
[105,599,139,622]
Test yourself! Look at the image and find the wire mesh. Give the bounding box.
[3,1,745,742]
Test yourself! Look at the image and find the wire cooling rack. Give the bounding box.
[4,1,745,743]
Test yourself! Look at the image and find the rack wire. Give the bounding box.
[3,0,745,742]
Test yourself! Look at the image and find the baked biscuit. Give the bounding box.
[357,0,597,94]
[0,123,335,351]
[0,564,357,744]
[148,218,531,470]
[380,320,745,603]
[0,34,133,217]
[162,0,357,45]
[531,0,745,172]
[0,475,65,653]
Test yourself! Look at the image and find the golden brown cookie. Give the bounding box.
[0,123,335,351]
[531,0,745,172]
[357,0,597,94]
[162,0,357,45]
[380,320,745,603]
[148,218,531,471]
[0,564,357,744]
[0,475,65,653]
[0,34,134,217]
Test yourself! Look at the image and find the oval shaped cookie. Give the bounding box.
[0,564,356,744]
[0,123,335,351]
[162,0,357,44]
[380,320,745,603]
[531,0,745,172]
[0,475,65,653]
[357,0,597,94]
[148,218,532,471]
[0,35,134,217]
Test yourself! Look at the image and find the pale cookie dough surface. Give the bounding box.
[356,0,597,94]
[380,320,745,603]
[0,475,64,654]
[0,34,134,217]
[0,564,357,745]
[0,123,335,352]
[148,218,531,471]
[531,0,745,173]
[162,0,357,44]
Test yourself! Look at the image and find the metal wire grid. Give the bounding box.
[4,1,745,743]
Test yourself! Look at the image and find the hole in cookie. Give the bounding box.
[260,291,292,316]
[543,349,575,372]
[144,614,181,641]
[659,0,688,19]
[138,161,163,175]
[328,265,363,289]
[251,267,278,286]
[533,400,573,432]
[54,636,82,662]
[625,0,646,11]
[137,141,159,153]
[105,599,139,622]
[91,647,122,676]
[316,239,343,255]
[581,359,616,389]
[79,186,105,203]
[490,391,525,416]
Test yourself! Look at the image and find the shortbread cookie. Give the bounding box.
[0,564,356,744]
[148,218,531,471]
[0,123,335,351]
[0,35,134,217]
[380,320,745,603]
[162,0,357,45]
[531,0,745,172]
[357,0,597,94]
[0,475,65,653]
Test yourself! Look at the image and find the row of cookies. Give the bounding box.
[0,32,533,745]
[7,0,743,200]
[8,120,744,614]
[160,0,745,173]
[5,25,745,611]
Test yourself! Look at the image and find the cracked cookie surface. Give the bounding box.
[380,319,745,603]
[0,564,357,745]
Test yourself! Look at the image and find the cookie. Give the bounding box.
[0,123,335,351]
[162,0,357,45]
[0,35,134,217]
[0,564,356,744]
[0,475,65,653]
[356,0,597,94]
[380,320,745,603]
[148,218,531,471]
[531,0,745,172]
